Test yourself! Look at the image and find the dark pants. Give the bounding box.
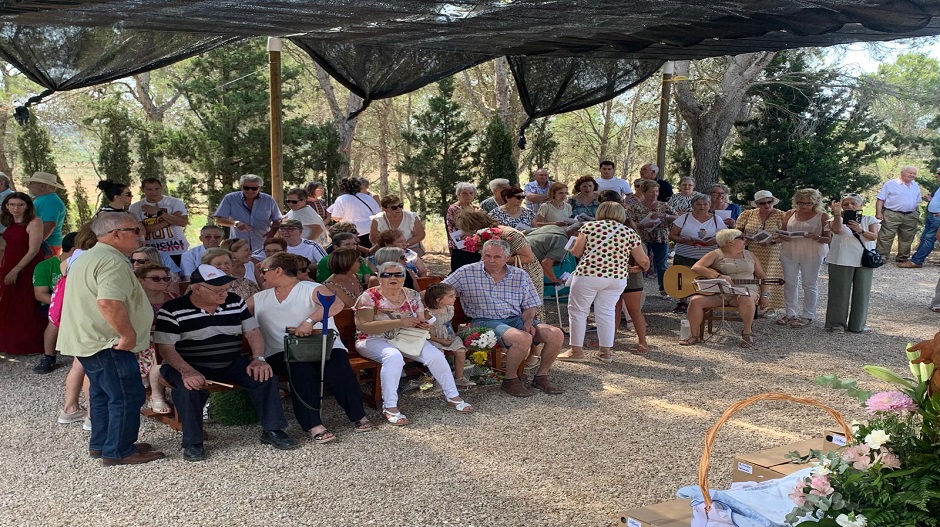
[450,248,481,273]
[169,254,183,267]
[358,233,373,250]
[78,348,146,460]
[267,348,365,431]
[645,241,669,292]
[161,356,287,447]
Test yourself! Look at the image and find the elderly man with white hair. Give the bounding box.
[213,174,282,251]
[876,165,923,263]
[481,178,511,213]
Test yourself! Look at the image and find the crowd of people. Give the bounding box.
[0,161,933,465]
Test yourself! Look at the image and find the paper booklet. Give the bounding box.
[746,230,773,243]
[564,236,578,251]
[574,213,594,221]
[714,209,732,220]
[639,212,662,229]
[693,278,751,296]
[777,230,807,237]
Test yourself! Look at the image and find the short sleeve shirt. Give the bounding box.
[525,226,569,262]
[573,220,641,279]
[594,177,633,197]
[877,179,921,213]
[214,191,283,251]
[33,193,66,247]
[129,196,189,255]
[523,180,551,214]
[285,205,327,243]
[354,287,424,340]
[442,263,541,320]
[32,256,63,304]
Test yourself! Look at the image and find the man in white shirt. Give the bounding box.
[594,160,634,201]
[251,220,327,264]
[180,225,224,281]
[284,187,327,245]
[128,177,189,266]
[875,166,922,262]
[523,168,552,214]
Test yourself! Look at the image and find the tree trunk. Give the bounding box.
[377,99,392,197]
[0,65,14,177]
[313,64,362,185]
[673,52,775,188]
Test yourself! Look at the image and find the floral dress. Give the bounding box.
[626,200,676,244]
[489,206,536,230]
[355,287,424,341]
[139,291,177,377]
[735,208,785,309]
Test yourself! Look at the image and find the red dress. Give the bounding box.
[0,222,46,355]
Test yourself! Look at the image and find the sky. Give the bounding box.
[833,37,940,73]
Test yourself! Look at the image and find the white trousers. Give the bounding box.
[780,253,824,320]
[355,338,459,408]
[567,275,627,348]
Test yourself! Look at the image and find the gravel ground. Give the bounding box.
[1,256,936,527]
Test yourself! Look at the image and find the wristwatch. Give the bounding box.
[761,292,770,298]
[252,356,267,362]
[304,317,315,325]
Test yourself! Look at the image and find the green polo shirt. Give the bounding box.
[56,243,154,357]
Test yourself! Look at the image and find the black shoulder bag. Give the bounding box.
[853,231,883,269]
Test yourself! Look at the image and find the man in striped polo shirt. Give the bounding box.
[154,264,297,461]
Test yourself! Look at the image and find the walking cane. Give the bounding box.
[315,290,337,408]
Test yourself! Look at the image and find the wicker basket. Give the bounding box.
[697,392,854,513]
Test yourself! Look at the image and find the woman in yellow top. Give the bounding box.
[735,190,785,312]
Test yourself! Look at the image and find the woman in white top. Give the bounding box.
[247,252,373,443]
[369,194,426,255]
[535,183,573,227]
[777,188,830,328]
[284,187,327,245]
[826,194,879,334]
[328,177,381,248]
[667,194,720,313]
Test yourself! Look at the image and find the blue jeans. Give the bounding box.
[645,241,669,291]
[78,348,146,460]
[911,214,940,265]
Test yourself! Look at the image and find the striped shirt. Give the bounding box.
[153,293,260,369]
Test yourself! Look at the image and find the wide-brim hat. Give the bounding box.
[190,264,236,286]
[750,190,780,207]
[26,171,65,189]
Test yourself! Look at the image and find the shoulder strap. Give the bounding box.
[352,194,377,214]
[680,213,690,229]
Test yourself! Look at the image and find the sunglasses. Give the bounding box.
[203,235,223,239]
[379,272,406,278]
[512,194,525,200]
[260,267,280,274]
[796,201,813,205]
[113,227,142,235]
[285,199,300,204]
[733,235,745,241]
[387,205,402,210]
[144,276,172,283]
[756,200,774,206]
[242,186,259,191]
[129,258,151,264]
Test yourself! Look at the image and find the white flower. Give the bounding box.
[864,430,890,450]
[811,461,832,476]
[836,513,867,527]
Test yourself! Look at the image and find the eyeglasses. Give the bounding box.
[112,227,142,235]
[203,235,222,239]
[710,192,726,197]
[279,227,300,231]
[796,201,813,205]
[199,284,231,295]
[129,258,150,264]
[387,205,402,210]
[379,272,406,278]
[242,186,259,191]
[260,267,280,274]
[144,276,172,283]
[733,235,745,241]
[512,194,525,200]
[756,200,774,206]
[285,199,300,204]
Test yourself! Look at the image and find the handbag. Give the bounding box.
[388,326,430,359]
[283,328,337,363]
[853,231,883,268]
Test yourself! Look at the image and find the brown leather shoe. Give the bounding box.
[101,449,166,466]
[531,375,565,395]
[501,377,533,397]
[898,261,923,268]
[90,442,152,459]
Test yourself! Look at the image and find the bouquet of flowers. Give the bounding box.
[458,326,501,385]
[785,343,940,527]
[463,227,503,253]
[460,326,498,350]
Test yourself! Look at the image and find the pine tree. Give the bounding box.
[136,126,165,183]
[477,116,516,196]
[398,77,476,217]
[721,52,884,205]
[71,178,94,227]
[96,106,134,184]
[16,114,71,231]
[521,118,558,180]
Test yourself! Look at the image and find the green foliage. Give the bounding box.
[71,178,94,228]
[207,389,258,426]
[815,374,874,403]
[519,118,557,182]
[136,126,164,182]
[89,104,134,184]
[720,52,885,205]
[398,77,476,217]
[287,120,345,188]
[16,114,71,231]
[476,116,516,195]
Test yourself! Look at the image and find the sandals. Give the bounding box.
[353,418,374,433]
[775,316,792,326]
[594,351,613,363]
[828,326,845,334]
[740,332,755,348]
[309,428,336,444]
[150,399,171,415]
[557,349,587,363]
[789,318,811,328]
[679,336,702,346]
[446,397,475,414]
[630,344,649,355]
[382,408,410,426]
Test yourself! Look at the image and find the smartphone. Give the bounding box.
[842,210,859,223]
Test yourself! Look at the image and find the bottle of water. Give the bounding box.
[679,318,691,340]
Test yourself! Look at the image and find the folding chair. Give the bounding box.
[543,253,577,332]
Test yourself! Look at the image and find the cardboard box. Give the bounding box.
[616,499,692,527]
[731,436,842,483]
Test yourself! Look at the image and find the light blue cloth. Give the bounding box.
[214,191,282,251]
[927,185,940,214]
[677,467,814,527]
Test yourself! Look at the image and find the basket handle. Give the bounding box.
[698,392,853,513]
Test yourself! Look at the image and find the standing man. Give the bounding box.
[524,168,552,215]
[900,167,940,268]
[875,166,922,262]
[26,171,66,255]
[213,174,282,252]
[180,224,224,282]
[594,160,634,201]
[128,177,189,267]
[481,178,511,213]
[639,163,674,202]
[57,212,165,465]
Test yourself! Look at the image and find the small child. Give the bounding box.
[424,283,475,387]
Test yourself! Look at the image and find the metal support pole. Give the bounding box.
[656,61,674,173]
[268,37,284,204]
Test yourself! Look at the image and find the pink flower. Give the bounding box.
[809,474,834,496]
[852,456,872,471]
[865,391,918,414]
[841,444,871,464]
[877,450,902,469]
[789,482,808,506]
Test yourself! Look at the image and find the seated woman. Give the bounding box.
[366,247,419,290]
[354,261,473,426]
[130,246,182,295]
[680,228,769,348]
[247,252,373,443]
[489,186,537,231]
[370,228,430,276]
[201,248,260,300]
[133,263,177,414]
[316,232,372,283]
[322,248,364,308]
[221,238,259,286]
